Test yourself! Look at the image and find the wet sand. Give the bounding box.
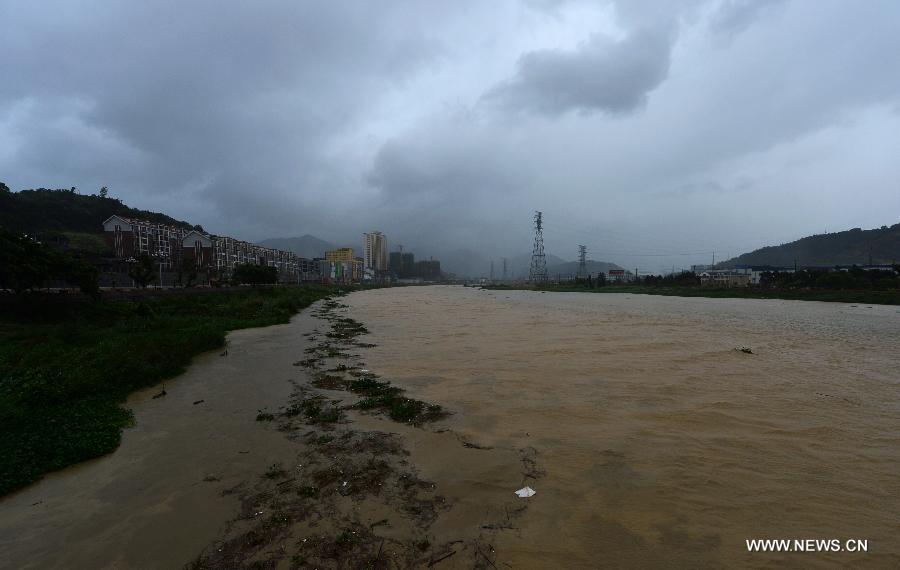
[345,286,900,568]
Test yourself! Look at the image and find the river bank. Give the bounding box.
[0,308,318,568]
[0,286,338,496]
[483,283,900,305]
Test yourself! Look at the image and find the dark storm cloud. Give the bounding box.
[0,1,449,237]
[483,28,673,116]
[3,0,900,275]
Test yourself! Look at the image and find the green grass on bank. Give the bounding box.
[483,284,900,305]
[0,286,341,496]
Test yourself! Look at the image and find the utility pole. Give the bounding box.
[490,259,494,281]
[528,211,548,283]
[502,257,507,281]
[577,245,587,278]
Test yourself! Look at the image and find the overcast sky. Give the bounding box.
[2,0,899,272]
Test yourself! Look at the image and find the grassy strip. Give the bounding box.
[0,286,340,496]
[483,284,900,305]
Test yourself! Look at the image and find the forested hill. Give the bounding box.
[0,183,200,236]
[722,223,900,267]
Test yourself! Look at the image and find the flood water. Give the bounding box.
[0,315,318,569]
[1,286,898,569]
[345,286,900,568]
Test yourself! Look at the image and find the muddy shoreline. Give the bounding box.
[190,296,541,569]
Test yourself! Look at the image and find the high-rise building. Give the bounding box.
[363,232,387,274]
[401,252,415,276]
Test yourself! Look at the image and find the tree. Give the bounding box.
[232,263,277,285]
[59,251,99,296]
[99,186,109,198]
[0,230,51,293]
[128,254,157,288]
[0,229,99,294]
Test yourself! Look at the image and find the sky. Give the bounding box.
[2,0,899,274]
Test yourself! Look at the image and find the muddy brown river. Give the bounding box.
[343,286,900,568]
[1,286,898,568]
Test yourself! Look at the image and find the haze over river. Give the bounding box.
[346,286,900,568]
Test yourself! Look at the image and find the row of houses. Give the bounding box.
[697,264,896,287]
[102,215,320,284]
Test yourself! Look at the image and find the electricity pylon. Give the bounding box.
[529,211,548,283]
[577,244,587,278]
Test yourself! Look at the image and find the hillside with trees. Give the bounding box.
[0,183,200,238]
[722,222,900,267]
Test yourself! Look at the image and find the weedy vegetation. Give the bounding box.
[0,286,339,496]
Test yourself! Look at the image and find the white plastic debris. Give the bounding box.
[515,486,536,498]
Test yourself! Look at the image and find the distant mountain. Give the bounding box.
[505,252,567,279]
[546,260,622,276]
[436,250,620,278]
[722,222,900,268]
[257,235,336,259]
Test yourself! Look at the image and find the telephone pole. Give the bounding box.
[529,211,548,283]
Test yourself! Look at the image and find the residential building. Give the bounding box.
[699,269,751,287]
[102,215,319,285]
[363,231,388,277]
[102,214,189,269]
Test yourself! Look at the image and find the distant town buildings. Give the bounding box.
[415,259,441,280]
[102,215,319,286]
[387,248,441,281]
[102,216,442,286]
[698,269,751,287]
[322,247,363,283]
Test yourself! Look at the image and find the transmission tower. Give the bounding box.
[502,257,508,281]
[529,211,548,282]
[577,244,587,278]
